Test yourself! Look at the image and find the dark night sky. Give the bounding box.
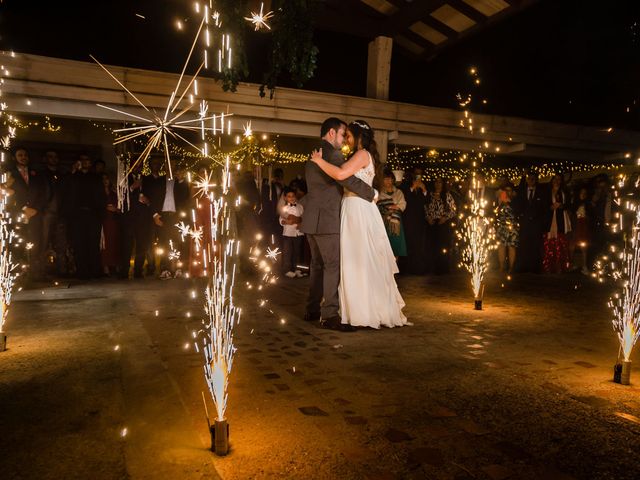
[1,0,639,129]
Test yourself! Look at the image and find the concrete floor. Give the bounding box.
[1,272,639,480]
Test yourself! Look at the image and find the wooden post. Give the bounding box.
[366,37,393,164]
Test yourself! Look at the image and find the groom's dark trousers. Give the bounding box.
[301,139,375,320]
[306,234,341,319]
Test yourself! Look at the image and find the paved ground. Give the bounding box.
[1,271,640,479]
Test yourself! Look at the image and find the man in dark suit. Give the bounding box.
[142,157,191,279]
[515,171,546,273]
[399,167,428,274]
[40,149,70,277]
[67,153,105,279]
[300,117,376,331]
[9,146,48,279]
[141,156,168,277]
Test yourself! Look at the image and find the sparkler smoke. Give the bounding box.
[0,53,21,348]
[91,9,233,190]
[595,176,640,362]
[196,159,240,422]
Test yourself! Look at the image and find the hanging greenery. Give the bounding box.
[259,0,319,98]
[214,0,319,97]
[216,0,250,92]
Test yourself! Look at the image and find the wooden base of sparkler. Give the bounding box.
[210,419,229,456]
[474,283,485,310]
[614,360,632,385]
[621,360,632,385]
[0,330,6,352]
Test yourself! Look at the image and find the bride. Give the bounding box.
[311,120,407,329]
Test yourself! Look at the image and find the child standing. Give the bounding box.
[280,188,305,278]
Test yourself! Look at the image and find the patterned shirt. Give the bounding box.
[425,192,457,222]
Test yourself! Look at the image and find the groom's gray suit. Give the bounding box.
[301,140,376,321]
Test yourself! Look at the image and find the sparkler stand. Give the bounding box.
[613,363,622,383]
[621,360,632,385]
[211,419,229,456]
[0,330,6,352]
[474,283,485,310]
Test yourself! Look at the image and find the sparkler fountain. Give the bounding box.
[0,167,18,352]
[455,68,497,309]
[457,173,496,310]
[194,160,240,455]
[596,177,640,385]
[0,56,21,352]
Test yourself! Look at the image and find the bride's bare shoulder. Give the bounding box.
[349,149,370,165]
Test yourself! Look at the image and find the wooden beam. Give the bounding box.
[420,15,459,39]
[314,0,386,38]
[384,0,448,35]
[422,0,540,61]
[446,0,489,23]
[401,29,437,52]
[5,53,639,162]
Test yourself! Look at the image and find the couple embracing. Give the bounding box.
[302,117,407,332]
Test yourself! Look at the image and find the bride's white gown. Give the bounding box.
[339,153,407,328]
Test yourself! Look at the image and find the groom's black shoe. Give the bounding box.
[320,316,357,332]
[304,312,320,322]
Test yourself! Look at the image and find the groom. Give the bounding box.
[301,117,376,331]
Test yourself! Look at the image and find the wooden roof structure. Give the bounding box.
[316,0,539,60]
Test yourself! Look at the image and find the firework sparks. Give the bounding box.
[243,121,253,138]
[596,177,640,362]
[191,159,240,424]
[91,13,233,180]
[0,52,21,348]
[456,175,497,301]
[266,246,281,262]
[244,2,274,31]
[454,69,496,306]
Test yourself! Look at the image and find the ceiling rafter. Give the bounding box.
[445,0,488,23]
[315,0,387,38]
[421,0,538,60]
[384,0,450,35]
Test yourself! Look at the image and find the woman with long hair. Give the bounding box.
[543,174,572,273]
[310,120,407,328]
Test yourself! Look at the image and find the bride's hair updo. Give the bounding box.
[348,119,381,186]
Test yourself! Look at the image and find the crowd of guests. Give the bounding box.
[391,167,615,276]
[4,147,195,281]
[3,145,617,282]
